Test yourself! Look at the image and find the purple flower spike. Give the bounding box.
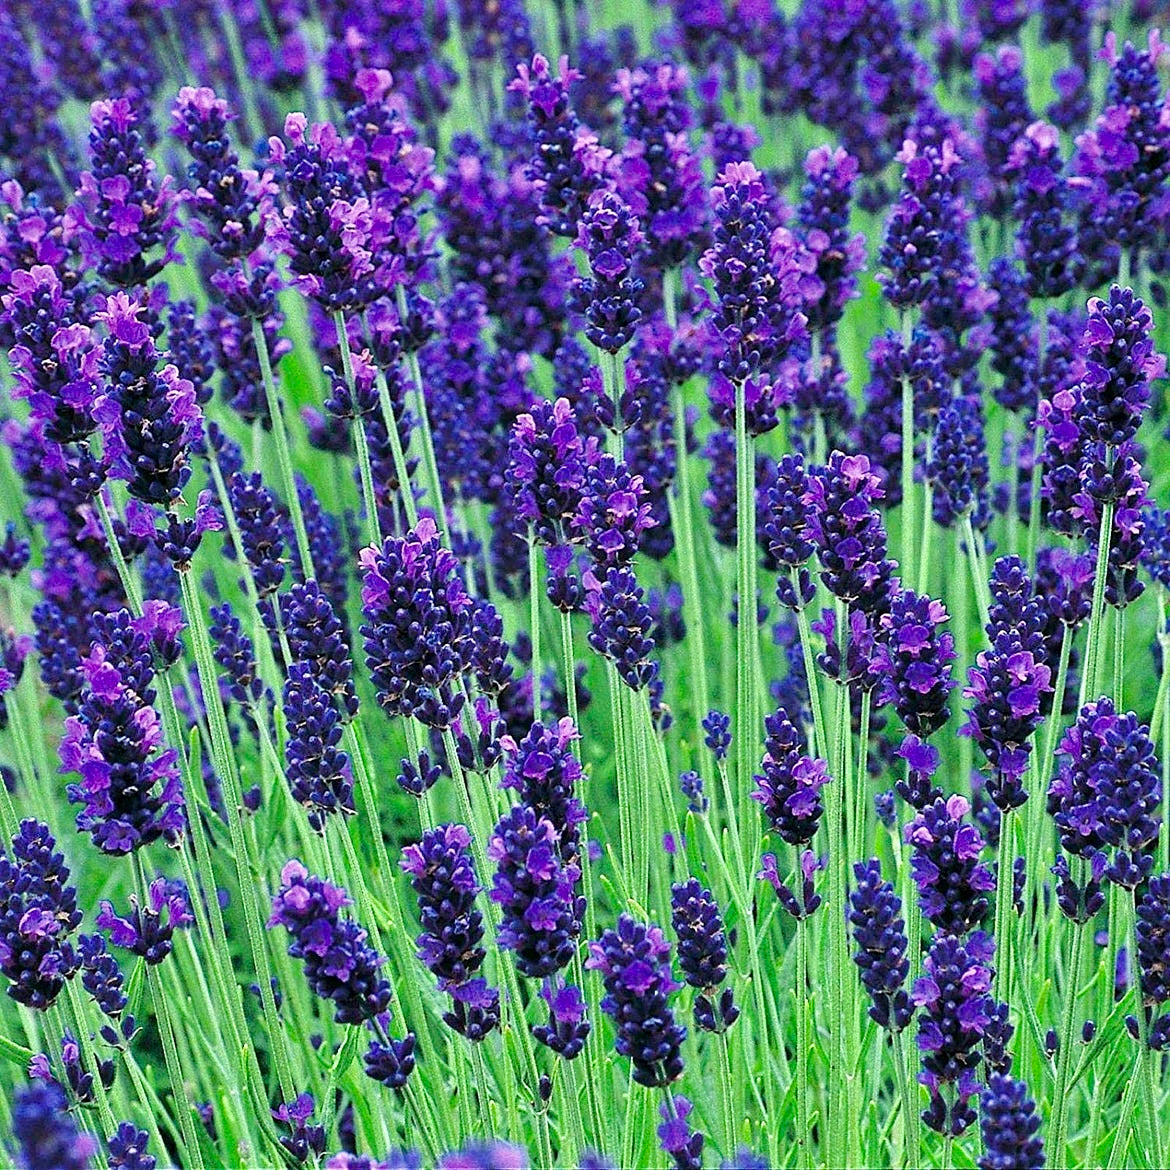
[582,565,660,692]
[700,160,808,385]
[489,805,582,980]
[282,662,354,831]
[875,588,957,739]
[905,795,995,933]
[12,1081,97,1170]
[360,518,481,729]
[59,614,185,856]
[797,145,864,334]
[74,98,177,287]
[914,930,997,1136]
[878,139,960,310]
[978,1073,1044,1169]
[753,706,830,846]
[587,913,687,1088]
[671,879,738,1033]
[0,820,82,1010]
[171,86,265,262]
[532,976,590,1059]
[658,1094,704,1170]
[510,54,608,238]
[850,859,912,1033]
[506,398,595,546]
[1075,30,1170,272]
[573,453,656,566]
[804,452,895,615]
[615,62,707,272]
[1007,120,1082,298]
[264,114,378,312]
[572,190,644,354]
[400,823,499,1041]
[1047,698,1161,888]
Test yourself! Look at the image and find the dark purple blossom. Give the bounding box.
[531,977,590,1059]
[283,662,354,830]
[0,820,82,1010]
[74,97,177,287]
[582,566,659,692]
[875,589,956,738]
[586,913,687,1088]
[488,805,582,980]
[753,706,830,846]
[1046,698,1161,888]
[572,191,644,354]
[913,930,998,1136]
[359,518,476,729]
[97,877,193,966]
[978,1073,1045,1169]
[905,795,995,933]
[59,628,184,856]
[700,160,808,383]
[671,879,738,1033]
[850,859,912,1032]
[11,1081,95,1170]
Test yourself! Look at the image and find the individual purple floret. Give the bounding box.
[657,1093,704,1170]
[905,795,995,933]
[59,633,184,856]
[73,98,177,287]
[11,1081,96,1170]
[671,878,738,1033]
[0,820,82,1010]
[700,160,807,384]
[753,706,830,846]
[914,930,998,1136]
[587,913,687,1088]
[875,589,956,738]
[488,805,582,980]
[804,452,895,615]
[0,522,30,578]
[507,398,594,546]
[360,518,478,729]
[582,565,660,692]
[849,859,912,1032]
[400,823,499,1041]
[1046,698,1161,888]
[572,190,644,355]
[273,1094,326,1165]
[97,876,193,966]
[978,1073,1045,1169]
[107,1121,156,1170]
[1007,120,1082,298]
[282,662,354,830]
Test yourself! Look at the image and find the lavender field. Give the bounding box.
[0,0,1167,1167]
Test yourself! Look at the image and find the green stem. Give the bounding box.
[1049,908,1092,1165]
[1079,501,1115,710]
[148,954,206,1170]
[893,1028,920,1169]
[900,309,915,583]
[251,315,315,577]
[529,535,542,722]
[962,514,992,632]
